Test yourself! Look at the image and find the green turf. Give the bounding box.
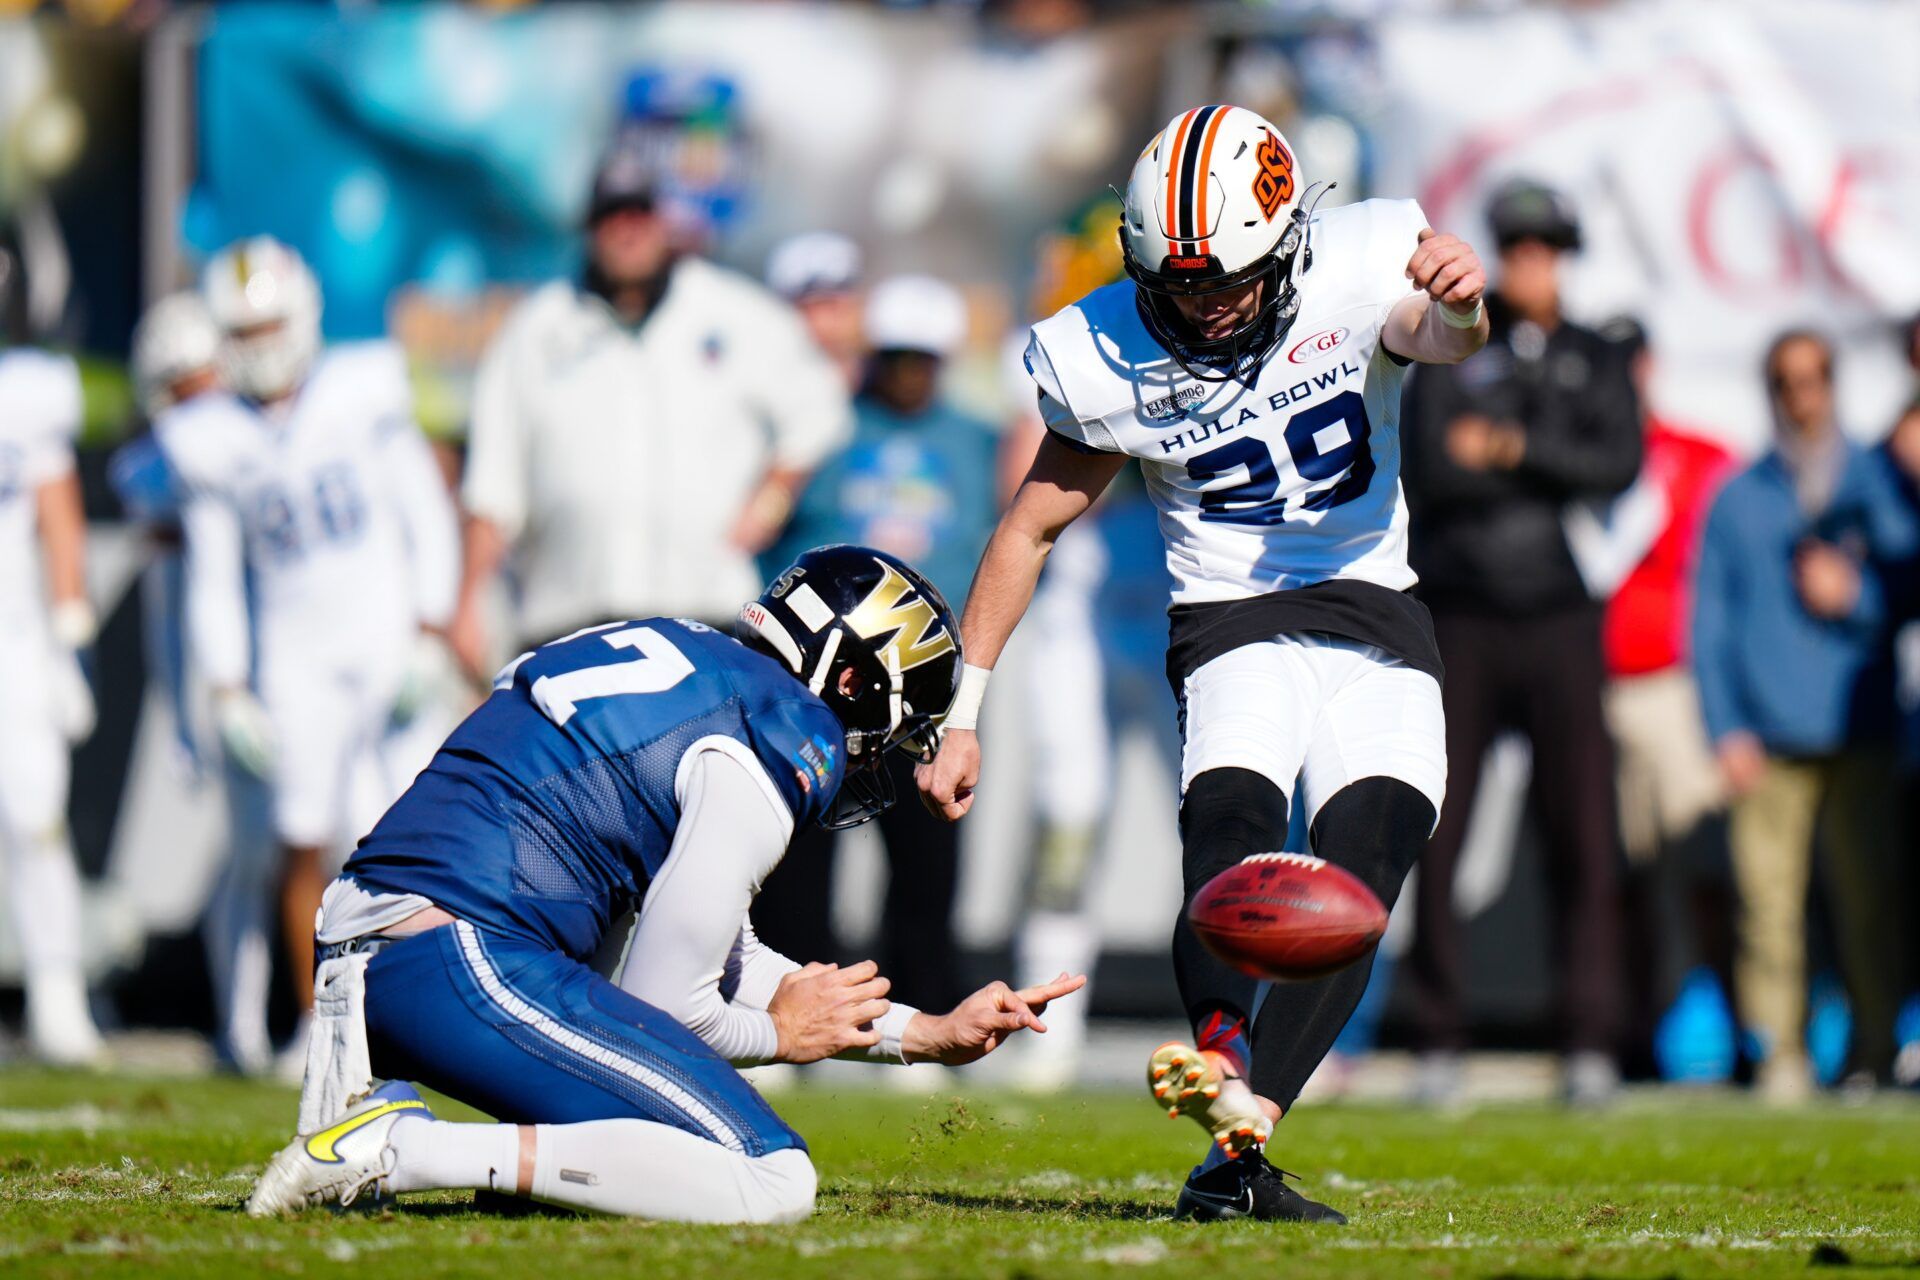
[2,1068,1917,1277]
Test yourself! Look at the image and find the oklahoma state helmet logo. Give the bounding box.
[844,562,956,672]
[1252,130,1295,221]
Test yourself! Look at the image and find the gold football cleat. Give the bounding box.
[1147,1041,1272,1155]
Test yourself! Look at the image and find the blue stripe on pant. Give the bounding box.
[363,921,804,1158]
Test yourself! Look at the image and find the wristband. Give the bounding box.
[875,1002,919,1065]
[1438,298,1484,329]
[942,663,992,733]
[51,599,98,650]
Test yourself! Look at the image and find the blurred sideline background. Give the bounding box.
[2,0,1918,1085]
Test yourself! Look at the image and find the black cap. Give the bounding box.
[1486,178,1581,252]
[586,132,659,225]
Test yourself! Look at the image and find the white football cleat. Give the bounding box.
[1147,1041,1271,1155]
[26,971,106,1069]
[246,1082,432,1217]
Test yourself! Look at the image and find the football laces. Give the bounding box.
[1239,851,1327,871]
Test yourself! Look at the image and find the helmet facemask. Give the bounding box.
[222,316,319,403]
[813,631,944,830]
[1123,212,1308,384]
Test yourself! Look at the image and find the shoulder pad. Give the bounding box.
[0,349,82,444]
[749,695,847,830]
[312,341,413,422]
[1304,198,1429,315]
[153,393,255,489]
[1025,283,1163,450]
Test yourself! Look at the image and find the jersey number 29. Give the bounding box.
[1186,391,1375,524]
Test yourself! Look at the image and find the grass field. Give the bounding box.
[2,1068,1917,1277]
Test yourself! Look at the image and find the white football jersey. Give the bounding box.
[157,342,457,697]
[1027,198,1427,606]
[0,348,82,638]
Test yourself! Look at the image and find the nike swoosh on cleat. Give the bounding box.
[303,1099,429,1163]
[1183,1184,1255,1219]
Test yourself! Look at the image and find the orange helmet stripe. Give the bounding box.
[1193,106,1232,256]
[1164,108,1200,249]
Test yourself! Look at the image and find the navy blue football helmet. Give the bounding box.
[737,545,962,828]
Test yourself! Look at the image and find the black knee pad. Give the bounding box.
[1307,776,1436,909]
[1178,767,1290,901]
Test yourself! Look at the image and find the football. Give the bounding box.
[1187,853,1388,981]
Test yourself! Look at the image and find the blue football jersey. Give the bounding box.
[343,618,847,960]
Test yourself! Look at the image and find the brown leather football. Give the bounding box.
[1188,852,1387,981]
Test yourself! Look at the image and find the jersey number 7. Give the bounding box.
[1186,391,1374,524]
[530,627,696,726]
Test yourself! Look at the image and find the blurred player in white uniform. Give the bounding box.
[0,338,103,1064]
[112,292,226,774]
[920,105,1489,1221]
[162,239,459,1073]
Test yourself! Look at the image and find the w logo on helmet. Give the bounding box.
[844,562,956,672]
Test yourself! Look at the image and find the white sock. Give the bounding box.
[388,1116,816,1223]
[6,825,85,974]
[388,1117,522,1196]
[531,1121,816,1223]
[204,786,277,1065]
[1017,911,1097,1045]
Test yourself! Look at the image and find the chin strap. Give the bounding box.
[884,646,905,739]
[1294,180,1337,282]
[807,626,843,697]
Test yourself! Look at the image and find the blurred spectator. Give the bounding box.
[754,274,996,1019]
[766,231,865,390]
[449,134,851,672]
[1595,318,1737,1062]
[0,335,101,1066]
[1401,179,1642,1105]
[1693,331,1917,1100]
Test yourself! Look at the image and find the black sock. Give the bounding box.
[1173,767,1290,1075]
[1248,776,1435,1111]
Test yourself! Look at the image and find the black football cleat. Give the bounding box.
[1172,1149,1348,1224]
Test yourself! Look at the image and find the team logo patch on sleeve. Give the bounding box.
[1144,385,1208,422]
[791,734,837,793]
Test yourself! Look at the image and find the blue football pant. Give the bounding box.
[364,921,804,1158]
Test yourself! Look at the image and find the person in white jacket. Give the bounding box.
[448,133,851,678]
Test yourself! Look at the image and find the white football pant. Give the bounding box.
[1179,633,1447,827]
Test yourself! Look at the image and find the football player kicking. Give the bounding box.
[248,546,1083,1223]
[919,105,1487,1223]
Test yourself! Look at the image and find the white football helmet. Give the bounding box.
[201,236,322,402]
[131,291,223,418]
[1120,104,1319,377]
